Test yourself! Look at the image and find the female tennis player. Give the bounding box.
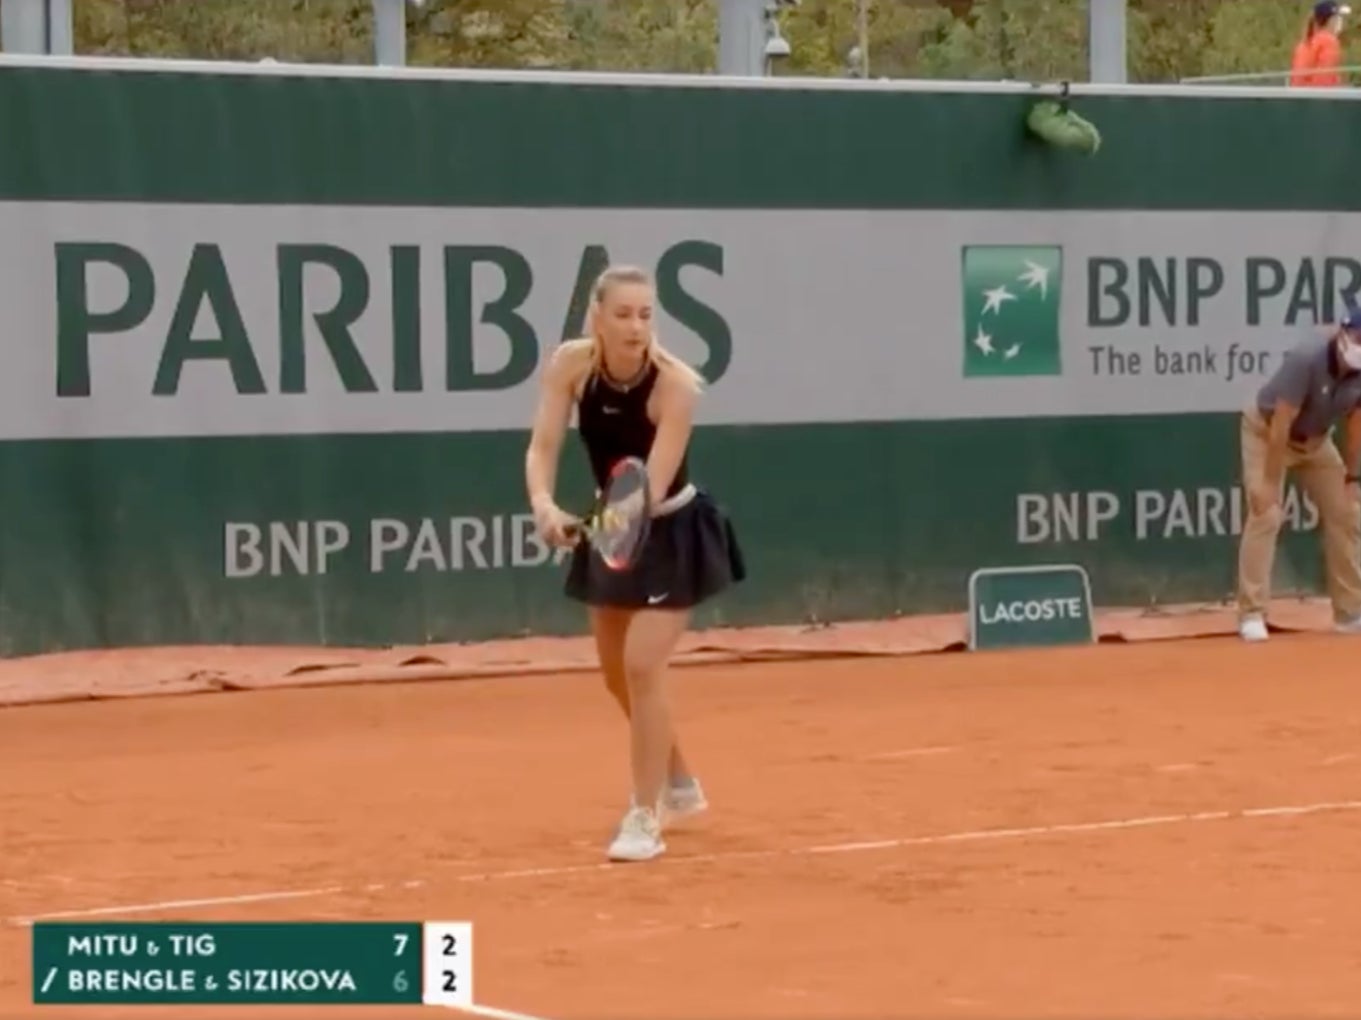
[524,264,745,863]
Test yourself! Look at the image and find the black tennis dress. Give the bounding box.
[564,361,745,611]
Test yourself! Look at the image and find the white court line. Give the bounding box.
[453,1004,555,1020]
[9,797,1361,929]
[863,745,959,761]
[8,886,347,924]
[449,798,1361,883]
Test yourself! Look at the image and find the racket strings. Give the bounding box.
[575,458,651,571]
[595,481,647,564]
[605,488,646,528]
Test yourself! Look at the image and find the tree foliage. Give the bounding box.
[77,0,372,63]
[915,0,1088,82]
[777,0,952,78]
[559,0,717,73]
[75,0,564,67]
[69,0,1361,86]
[1196,0,1330,83]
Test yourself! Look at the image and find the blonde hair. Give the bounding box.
[589,264,705,393]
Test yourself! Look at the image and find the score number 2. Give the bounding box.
[422,922,473,1006]
[442,933,459,994]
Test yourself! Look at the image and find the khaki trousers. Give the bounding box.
[1236,408,1361,619]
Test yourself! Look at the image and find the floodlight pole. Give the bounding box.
[1088,0,1127,84]
[1,0,72,55]
[374,0,417,67]
[718,0,766,77]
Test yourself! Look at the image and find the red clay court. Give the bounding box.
[4,599,1361,1019]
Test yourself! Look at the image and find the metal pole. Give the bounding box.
[373,0,406,67]
[46,0,73,56]
[857,0,869,78]
[1088,0,1127,84]
[718,0,765,76]
[2,0,48,54]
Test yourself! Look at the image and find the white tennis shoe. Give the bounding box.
[663,777,708,821]
[1239,614,1269,642]
[607,803,666,862]
[1335,613,1361,635]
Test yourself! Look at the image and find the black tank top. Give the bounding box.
[577,361,689,499]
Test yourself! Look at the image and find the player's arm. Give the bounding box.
[525,341,585,514]
[646,368,698,509]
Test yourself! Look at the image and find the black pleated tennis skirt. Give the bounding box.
[564,487,745,611]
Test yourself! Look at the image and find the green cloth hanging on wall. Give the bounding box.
[1026,98,1102,155]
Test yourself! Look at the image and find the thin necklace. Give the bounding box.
[601,357,649,392]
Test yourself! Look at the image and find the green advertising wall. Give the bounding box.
[0,59,1350,656]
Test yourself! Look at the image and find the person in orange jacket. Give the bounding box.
[1292,1,1350,87]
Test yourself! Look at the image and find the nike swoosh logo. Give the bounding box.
[647,594,668,605]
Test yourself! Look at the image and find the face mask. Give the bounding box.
[1341,334,1361,371]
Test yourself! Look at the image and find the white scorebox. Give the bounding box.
[422,921,474,1007]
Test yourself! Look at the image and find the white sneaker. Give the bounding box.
[663,777,708,821]
[607,804,666,862]
[1239,614,1269,642]
[1335,613,1361,635]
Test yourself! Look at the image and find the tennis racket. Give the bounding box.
[566,456,652,571]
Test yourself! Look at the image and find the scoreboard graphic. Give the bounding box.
[31,921,473,1006]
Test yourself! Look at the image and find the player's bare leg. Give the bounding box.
[589,607,704,809]
[606,607,691,862]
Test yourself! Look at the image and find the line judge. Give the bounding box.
[1236,310,1361,640]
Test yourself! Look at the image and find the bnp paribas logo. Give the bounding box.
[961,245,1063,378]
